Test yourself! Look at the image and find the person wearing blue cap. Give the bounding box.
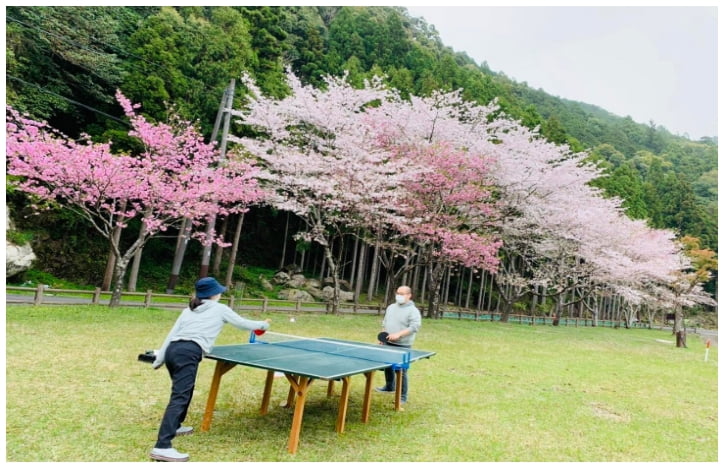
[149,277,271,462]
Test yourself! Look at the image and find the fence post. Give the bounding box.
[92,287,102,305]
[262,297,268,313]
[34,284,44,306]
[144,290,152,308]
[296,300,301,314]
[228,295,235,309]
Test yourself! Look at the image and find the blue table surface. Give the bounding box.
[206,338,435,380]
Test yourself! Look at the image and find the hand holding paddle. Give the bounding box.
[377,331,389,344]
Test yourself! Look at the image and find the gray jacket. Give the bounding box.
[382,300,422,347]
[153,299,269,368]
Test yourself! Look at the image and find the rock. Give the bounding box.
[259,276,274,291]
[6,210,35,277]
[278,289,314,302]
[287,274,307,288]
[322,286,354,302]
[322,277,353,291]
[272,271,291,285]
[306,287,325,301]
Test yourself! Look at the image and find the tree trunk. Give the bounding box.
[102,220,124,291]
[224,213,245,288]
[110,256,130,307]
[167,218,192,294]
[674,305,687,348]
[212,216,229,277]
[426,262,446,319]
[199,216,216,279]
[128,246,143,292]
[323,244,341,314]
[366,236,380,301]
[354,240,367,304]
[127,217,150,292]
[278,212,290,270]
[552,293,563,326]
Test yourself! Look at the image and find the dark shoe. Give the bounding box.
[375,386,394,393]
[150,447,189,462]
[175,426,193,436]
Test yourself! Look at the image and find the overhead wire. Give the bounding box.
[5,10,192,124]
[6,74,131,126]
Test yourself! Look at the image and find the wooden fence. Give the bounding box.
[4,284,385,316]
[5,284,678,331]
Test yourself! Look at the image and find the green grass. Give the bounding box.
[5,305,717,462]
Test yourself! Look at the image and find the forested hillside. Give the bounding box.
[5,6,717,303]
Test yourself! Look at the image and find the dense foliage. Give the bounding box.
[6,6,717,299]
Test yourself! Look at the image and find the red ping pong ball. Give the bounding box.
[254,329,266,336]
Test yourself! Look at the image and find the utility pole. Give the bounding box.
[199,78,235,279]
[165,80,234,292]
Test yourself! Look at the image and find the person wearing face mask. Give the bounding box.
[375,285,421,404]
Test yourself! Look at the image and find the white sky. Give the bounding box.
[405,5,718,140]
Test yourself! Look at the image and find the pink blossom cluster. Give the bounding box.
[7,92,265,247]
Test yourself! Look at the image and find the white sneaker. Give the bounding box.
[150,447,190,462]
[176,426,194,436]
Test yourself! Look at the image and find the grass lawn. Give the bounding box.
[5,304,717,462]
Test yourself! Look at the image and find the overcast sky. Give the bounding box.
[405,5,718,140]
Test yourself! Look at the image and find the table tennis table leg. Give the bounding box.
[335,377,351,433]
[201,361,237,431]
[394,368,403,411]
[283,375,298,408]
[284,375,313,454]
[361,371,374,423]
[261,370,275,415]
[326,380,335,397]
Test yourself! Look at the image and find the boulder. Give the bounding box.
[322,277,353,291]
[278,289,314,302]
[272,271,291,285]
[287,274,307,288]
[322,286,354,302]
[259,276,274,291]
[306,287,325,301]
[6,210,35,277]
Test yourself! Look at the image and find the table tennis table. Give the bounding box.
[200,335,434,453]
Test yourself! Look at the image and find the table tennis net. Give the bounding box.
[250,331,411,366]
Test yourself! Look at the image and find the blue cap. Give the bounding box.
[195,277,227,299]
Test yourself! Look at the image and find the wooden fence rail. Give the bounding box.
[5,285,679,331]
[4,285,385,316]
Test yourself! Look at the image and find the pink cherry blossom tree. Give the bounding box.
[353,88,506,316]
[232,72,504,316]
[6,92,264,306]
[486,117,698,326]
[230,71,411,313]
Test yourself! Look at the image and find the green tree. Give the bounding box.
[122,6,257,135]
[5,6,137,131]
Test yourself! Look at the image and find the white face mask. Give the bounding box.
[395,294,407,304]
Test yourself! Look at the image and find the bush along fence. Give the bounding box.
[5,284,689,332]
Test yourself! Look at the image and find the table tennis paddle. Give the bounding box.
[138,350,156,363]
[377,331,389,344]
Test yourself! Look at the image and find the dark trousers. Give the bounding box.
[155,340,202,449]
[382,343,410,400]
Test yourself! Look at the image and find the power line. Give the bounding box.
[6,74,130,126]
[6,12,188,79]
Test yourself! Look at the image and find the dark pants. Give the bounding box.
[382,343,410,401]
[155,340,202,449]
